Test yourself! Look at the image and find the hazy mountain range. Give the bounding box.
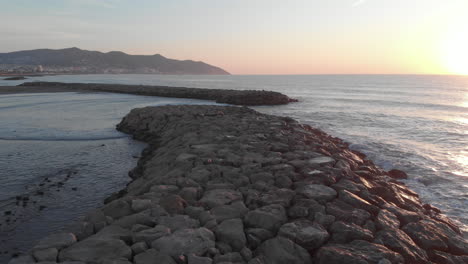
[0,48,229,75]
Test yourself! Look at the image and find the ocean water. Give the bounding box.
[0,74,467,257]
[0,91,216,261]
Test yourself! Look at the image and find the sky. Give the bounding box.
[1,0,468,75]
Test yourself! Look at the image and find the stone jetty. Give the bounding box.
[9,105,468,264]
[18,82,297,106]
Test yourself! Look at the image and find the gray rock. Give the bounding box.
[215,218,247,251]
[133,225,171,244]
[131,199,153,212]
[179,187,201,202]
[296,184,336,202]
[244,204,287,231]
[307,156,335,167]
[213,252,244,263]
[58,238,132,263]
[330,221,374,243]
[112,213,154,228]
[200,189,242,209]
[257,188,295,207]
[185,206,205,219]
[92,224,132,243]
[315,240,404,264]
[339,190,379,214]
[8,255,36,264]
[131,224,151,233]
[429,250,468,264]
[240,247,253,261]
[314,212,335,228]
[33,248,58,262]
[159,194,187,214]
[134,248,176,264]
[151,228,215,258]
[256,237,311,264]
[131,241,148,255]
[376,209,400,230]
[278,219,329,250]
[101,260,133,264]
[159,215,200,231]
[102,199,132,219]
[375,228,428,263]
[210,201,248,222]
[188,254,213,264]
[246,228,275,248]
[34,233,77,250]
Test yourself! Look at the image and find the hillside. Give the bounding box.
[0,48,229,75]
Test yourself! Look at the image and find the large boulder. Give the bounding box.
[296,184,337,202]
[278,219,329,250]
[315,240,404,264]
[33,233,77,250]
[330,221,374,243]
[134,249,176,264]
[215,218,247,251]
[375,228,428,264]
[151,228,215,258]
[132,225,171,244]
[244,204,287,231]
[199,189,242,209]
[256,237,311,264]
[376,209,400,230]
[58,238,132,263]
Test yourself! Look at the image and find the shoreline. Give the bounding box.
[9,105,467,263]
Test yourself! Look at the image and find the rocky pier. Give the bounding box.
[17,82,297,106]
[9,105,468,264]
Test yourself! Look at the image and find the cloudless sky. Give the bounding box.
[1,0,467,74]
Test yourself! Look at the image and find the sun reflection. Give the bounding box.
[450,150,468,177]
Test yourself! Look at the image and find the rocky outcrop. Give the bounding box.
[19,82,297,106]
[10,105,467,263]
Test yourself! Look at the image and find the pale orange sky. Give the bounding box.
[1,0,468,75]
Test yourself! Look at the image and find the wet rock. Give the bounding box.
[295,184,336,202]
[58,238,132,263]
[375,228,429,264]
[326,200,371,225]
[215,218,247,251]
[307,156,336,168]
[256,237,311,264]
[151,228,215,258]
[199,189,242,209]
[330,221,374,243]
[387,169,408,179]
[244,204,287,231]
[278,219,329,250]
[134,248,176,264]
[315,240,404,264]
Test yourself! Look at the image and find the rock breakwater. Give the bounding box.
[18,82,297,106]
[9,105,468,264]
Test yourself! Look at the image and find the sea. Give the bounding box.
[0,74,467,260]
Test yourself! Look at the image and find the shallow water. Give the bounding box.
[0,74,467,259]
[0,91,216,262]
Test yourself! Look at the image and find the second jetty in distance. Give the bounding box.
[14,82,298,106]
